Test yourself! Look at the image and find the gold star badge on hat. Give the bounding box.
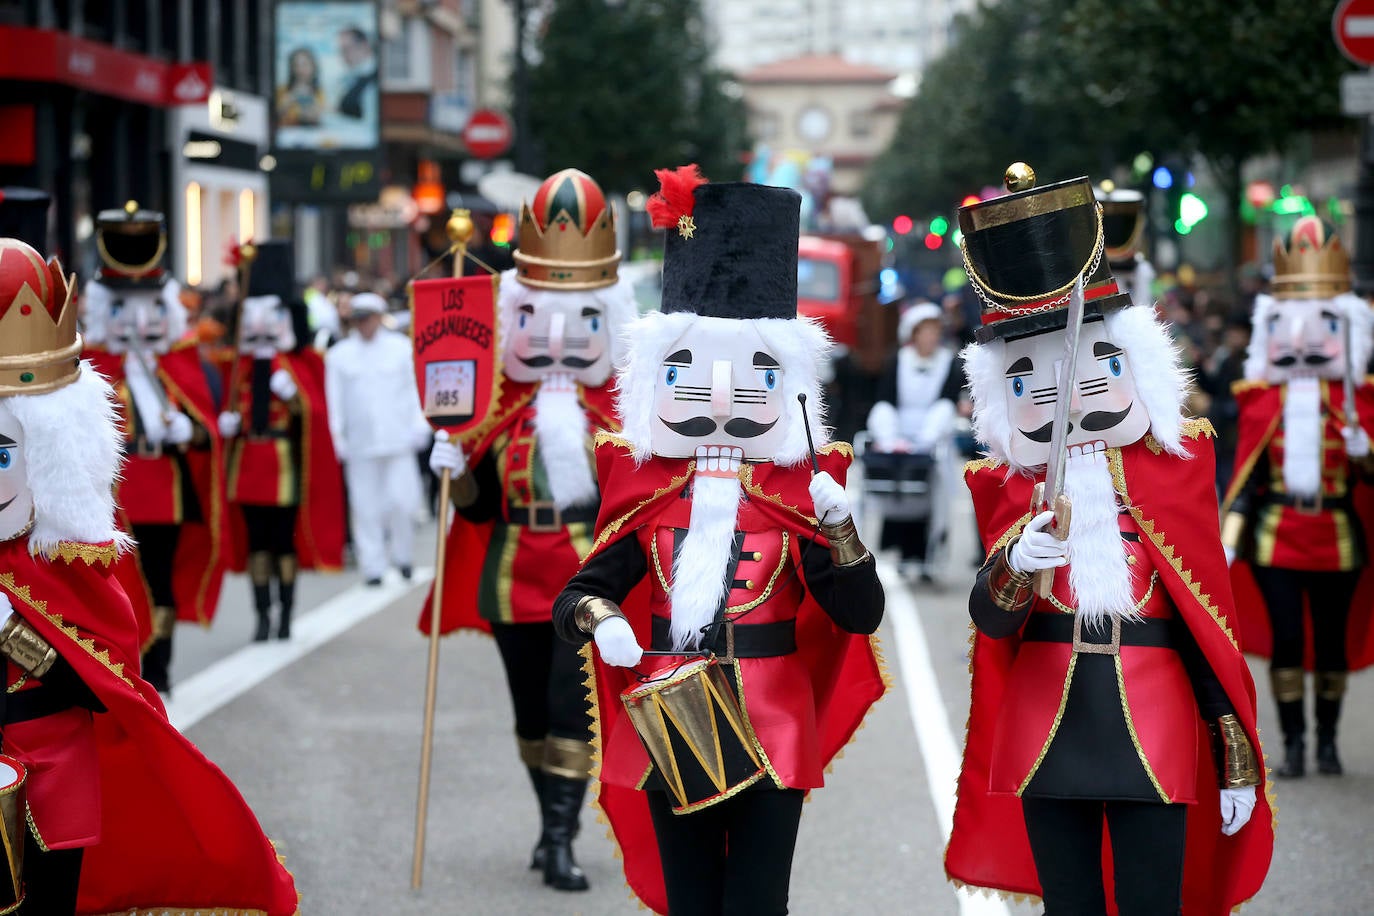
[677,215,696,239]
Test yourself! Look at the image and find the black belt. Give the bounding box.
[2,685,78,725]
[1022,613,1173,655]
[507,502,598,531]
[650,615,796,659]
[1269,492,1353,513]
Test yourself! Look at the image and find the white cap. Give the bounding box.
[351,292,388,315]
[898,301,943,343]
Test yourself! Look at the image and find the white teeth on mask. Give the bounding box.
[695,446,709,461]
[709,446,720,458]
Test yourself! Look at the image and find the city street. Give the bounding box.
[164,495,1374,915]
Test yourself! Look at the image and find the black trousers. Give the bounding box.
[1250,565,1358,671]
[240,505,299,558]
[130,523,180,607]
[1021,797,1187,916]
[18,832,82,915]
[646,788,805,916]
[490,622,592,744]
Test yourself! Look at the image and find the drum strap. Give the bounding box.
[650,615,796,659]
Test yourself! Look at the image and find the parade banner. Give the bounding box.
[409,273,501,441]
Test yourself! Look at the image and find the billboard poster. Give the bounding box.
[273,1,379,151]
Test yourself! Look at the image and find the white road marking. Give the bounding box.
[165,567,433,732]
[879,557,1011,916]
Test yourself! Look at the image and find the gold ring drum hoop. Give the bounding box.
[0,755,27,914]
[620,656,767,814]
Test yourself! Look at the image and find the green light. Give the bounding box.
[1280,184,1294,198]
[1174,218,1192,236]
[885,237,894,252]
[1179,192,1209,228]
[1132,152,1154,175]
[942,267,967,292]
[929,216,949,236]
[1271,196,1315,216]
[951,228,963,246]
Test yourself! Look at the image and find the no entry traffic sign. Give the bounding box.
[1335,0,1374,67]
[461,109,514,160]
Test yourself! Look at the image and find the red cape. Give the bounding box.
[583,436,888,915]
[417,379,619,636]
[86,344,232,626]
[947,422,1274,915]
[0,538,298,915]
[223,349,346,572]
[1223,380,1374,670]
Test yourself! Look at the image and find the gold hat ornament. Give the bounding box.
[0,238,79,396]
[95,199,167,278]
[513,169,620,290]
[1271,216,1351,300]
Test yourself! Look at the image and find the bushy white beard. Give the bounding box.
[531,382,598,509]
[669,474,742,651]
[1064,449,1137,626]
[1282,377,1321,498]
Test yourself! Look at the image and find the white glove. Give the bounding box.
[1342,425,1370,458]
[1224,545,1237,567]
[163,410,194,446]
[1009,510,1069,574]
[1219,785,1256,836]
[331,432,348,463]
[0,592,12,626]
[428,431,467,476]
[593,615,643,668]
[218,411,241,438]
[269,368,298,401]
[809,471,851,525]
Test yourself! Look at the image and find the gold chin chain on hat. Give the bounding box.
[960,202,1106,315]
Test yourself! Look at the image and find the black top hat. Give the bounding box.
[1094,185,1147,267]
[0,188,51,252]
[246,240,296,302]
[959,163,1131,343]
[650,168,800,321]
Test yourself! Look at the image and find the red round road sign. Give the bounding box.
[461,109,514,160]
[1335,0,1374,66]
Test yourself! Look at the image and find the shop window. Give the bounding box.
[849,109,873,139]
[381,16,431,91]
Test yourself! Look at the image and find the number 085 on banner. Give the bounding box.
[409,273,502,440]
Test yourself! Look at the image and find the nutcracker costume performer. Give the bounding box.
[551,166,886,915]
[219,241,343,641]
[946,164,1272,915]
[80,202,228,695]
[423,168,636,891]
[0,232,298,914]
[1222,216,1374,779]
[1096,184,1155,309]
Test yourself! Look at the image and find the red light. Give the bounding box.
[924,233,942,250]
[961,195,981,208]
[893,215,914,235]
[491,213,515,246]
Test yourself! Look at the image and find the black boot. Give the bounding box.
[276,555,297,640]
[1272,667,1306,779]
[142,606,176,694]
[541,774,590,891]
[250,551,274,641]
[526,766,550,871]
[1315,671,1347,776]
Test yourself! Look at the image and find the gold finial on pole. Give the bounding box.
[1004,162,1037,193]
[447,208,474,279]
[124,199,139,216]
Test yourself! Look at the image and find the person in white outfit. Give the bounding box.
[325,293,431,585]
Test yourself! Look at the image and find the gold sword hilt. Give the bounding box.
[1030,482,1072,599]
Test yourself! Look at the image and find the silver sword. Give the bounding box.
[1344,311,1358,430]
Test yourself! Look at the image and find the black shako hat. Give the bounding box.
[0,188,51,252]
[246,239,295,301]
[1095,184,1147,268]
[959,162,1131,343]
[648,166,801,320]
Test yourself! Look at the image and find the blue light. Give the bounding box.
[880,268,898,288]
[1185,172,1195,188]
[1152,167,1173,190]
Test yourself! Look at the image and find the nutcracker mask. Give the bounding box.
[86,283,186,355]
[239,295,297,358]
[617,168,829,466]
[0,402,33,541]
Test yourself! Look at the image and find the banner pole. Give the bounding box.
[411,209,474,890]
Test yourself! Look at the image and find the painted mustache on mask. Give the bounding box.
[0,496,13,514]
[1018,405,1135,441]
[660,416,779,438]
[518,354,600,369]
[1271,353,1333,367]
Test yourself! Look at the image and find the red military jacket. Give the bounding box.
[947,421,1273,915]
[584,435,886,915]
[1224,379,1374,669]
[0,536,299,915]
[418,378,619,633]
[220,350,344,571]
[85,344,230,626]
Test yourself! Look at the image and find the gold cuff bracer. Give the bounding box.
[0,615,58,678]
[543,735,594,779]
[987,539,1034,613]
[574,596,626,636]
[152,606,177,639]
[1316,670,1348,701]
[1210,714,1261,788]
[1270,667,1305,703]
[820,516,870,567]
[1221,511,1246,553]
[516,736,545,770]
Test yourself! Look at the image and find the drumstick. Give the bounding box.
[798,394,819,474]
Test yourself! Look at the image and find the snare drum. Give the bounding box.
[0,754,26,912]
[620,656,766,814]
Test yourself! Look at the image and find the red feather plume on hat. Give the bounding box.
[646,164,707,230]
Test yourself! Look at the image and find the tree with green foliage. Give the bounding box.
[525,0,750,193]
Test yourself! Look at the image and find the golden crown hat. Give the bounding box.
[1272,215,1351,300]
[0,239,80,396]
[512,168,620,290]
[95,199,167,278]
